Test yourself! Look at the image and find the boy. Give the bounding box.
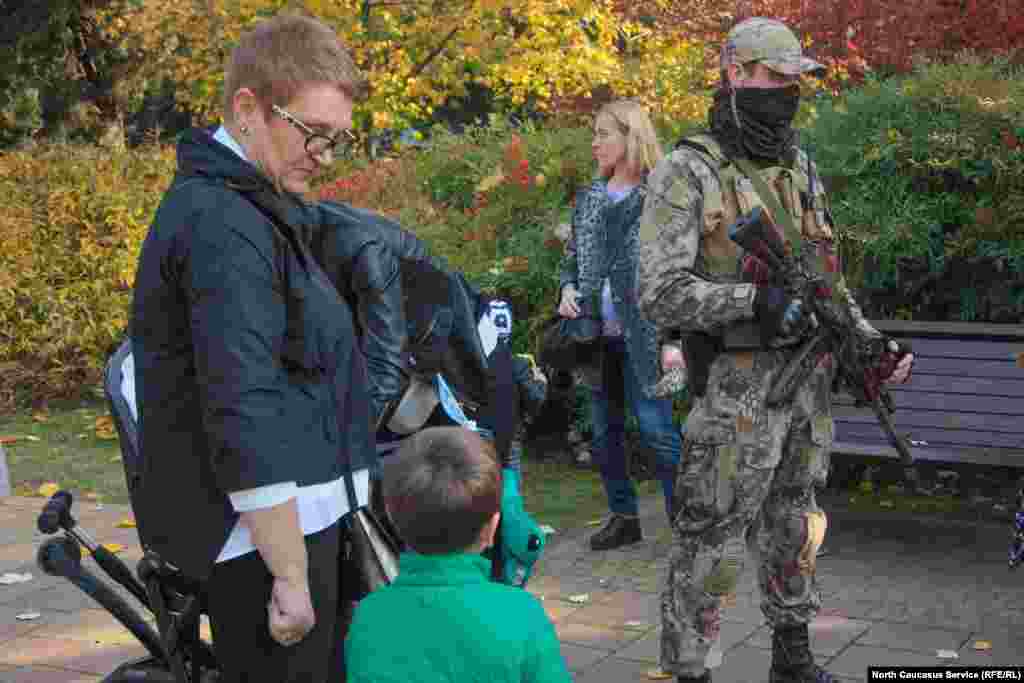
[344,427,570,683]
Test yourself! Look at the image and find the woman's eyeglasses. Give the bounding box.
[272,104,356,160]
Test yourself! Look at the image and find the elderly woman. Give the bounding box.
[129,14,372,682]
[558,100,686,551]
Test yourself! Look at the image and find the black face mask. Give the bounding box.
[709,85,800,162]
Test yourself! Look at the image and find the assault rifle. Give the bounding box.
[729,207,914,466]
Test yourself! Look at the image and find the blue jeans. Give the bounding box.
[590,337,684,520]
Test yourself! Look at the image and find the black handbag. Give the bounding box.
[339,468,401,602]
[537,303,603,371]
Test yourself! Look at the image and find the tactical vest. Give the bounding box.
[675,133,834,282]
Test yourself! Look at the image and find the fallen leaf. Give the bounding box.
[15,612,41,621]
[972,640,992,651]
[37,482,59,498]
[85,492,100,501]
[646,668,674,680]
[31,413,49,423]
[936,649,959,659]
[585,518,605,527]
[567,593,589,604]
[0,572,33,585]
[0,435,40,445]
[102,544,125,554]
[24,435,40,442]
[719,593,737,608]
[502,255,530,273]
[879,500,894,508]
[94,415,117,440]
[539,524,557,535]
[116,518,137,529]
[624,620,649,629]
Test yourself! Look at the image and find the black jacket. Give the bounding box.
[129,128,374,582]
[310,202,431,428]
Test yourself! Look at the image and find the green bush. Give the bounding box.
[803,54,1024,318]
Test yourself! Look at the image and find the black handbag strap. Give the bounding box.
[342,465,361,519]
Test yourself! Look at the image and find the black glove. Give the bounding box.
[754,286,808,345]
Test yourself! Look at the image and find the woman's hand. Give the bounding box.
[268,574,315,647]
[558,285,581,319]
[660,343,685,373]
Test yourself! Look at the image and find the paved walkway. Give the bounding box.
[2,491,1024,682]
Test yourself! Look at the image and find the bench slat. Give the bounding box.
[832,405,1024,434]
[835,421,1024,450]
[882,336,1024,361]
[830,440,1024,467]
[895,356,1023,378]
[835,391,1024,416]
[836,374,1024,399]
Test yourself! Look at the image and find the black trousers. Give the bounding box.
[205,522,342,683]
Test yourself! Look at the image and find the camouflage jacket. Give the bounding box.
[635,137,879,344]
[559,179,664,398]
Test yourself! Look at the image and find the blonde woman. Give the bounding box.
[557,100,686,550]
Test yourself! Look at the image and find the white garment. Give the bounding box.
[135,131,370,562]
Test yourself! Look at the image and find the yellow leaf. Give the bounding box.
[32,413,49,422]
[95,415,117,440]
[972,640,992,651]
[116,518,137,529]
[103,543,125,553]
[476,168,505,193]
[646,668,674,680]
[37,482,60,498]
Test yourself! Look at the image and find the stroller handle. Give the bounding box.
[37,536,167,663]
[38,490,74,534]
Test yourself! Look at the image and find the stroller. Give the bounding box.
[35,268,547,682]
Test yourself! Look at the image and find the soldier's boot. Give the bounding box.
[588,514,642,550]
[769,624,838,683]
[677,673,712,683]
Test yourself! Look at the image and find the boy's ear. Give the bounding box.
[481,511,501,548]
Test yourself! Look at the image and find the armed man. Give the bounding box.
[636,18,915,683]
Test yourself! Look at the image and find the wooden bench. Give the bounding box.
[831,320,1024,468]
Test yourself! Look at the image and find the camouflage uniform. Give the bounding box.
[635,18,883,678]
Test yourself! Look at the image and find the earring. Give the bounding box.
[239,124,249,136]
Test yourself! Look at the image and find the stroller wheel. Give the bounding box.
[102,655,219,683]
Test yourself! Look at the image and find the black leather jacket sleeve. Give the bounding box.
[349,240,409,428]
[310,201,432,428]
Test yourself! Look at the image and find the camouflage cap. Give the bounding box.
[722,18,825,76]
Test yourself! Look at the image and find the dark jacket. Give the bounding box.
[129,127,374,582]
[558,179,663,398]
[309,202,430,428]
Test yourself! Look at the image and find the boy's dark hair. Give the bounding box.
[382,427,502,554]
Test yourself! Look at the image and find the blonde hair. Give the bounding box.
[222,13,368,125]
[595,100,663,177]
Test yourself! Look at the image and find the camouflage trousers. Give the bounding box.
[660,348,835,677]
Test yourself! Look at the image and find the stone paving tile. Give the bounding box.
[27,608,154,646]
[712,644,773,683]
[745,615,871,656]
[614,628,661,663]
[559,643,611,674]
[0,664,102,682]
[555,621,646,652]
[0,634,148,675]
[854,621,972,655]
[0,602,52,643]
[826,644,945,679]
[574,655,653,683]
[569,590,661,627]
